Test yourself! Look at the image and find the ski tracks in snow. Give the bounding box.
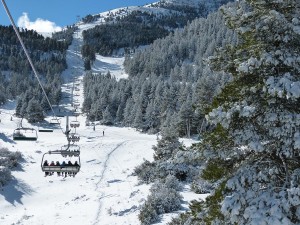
[93,140,129,225]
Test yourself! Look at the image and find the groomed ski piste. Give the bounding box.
[0,10,206,225]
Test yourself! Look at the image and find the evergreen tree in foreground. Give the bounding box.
[172,1,300,224]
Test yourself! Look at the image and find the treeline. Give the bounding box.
[81,0,234,57]
[52,25,76,46]
[124,11,237,80]
[0,25,68,122]
[82,10,237,137]
[82,20,169,56]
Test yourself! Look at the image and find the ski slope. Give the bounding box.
[0,16,203,225]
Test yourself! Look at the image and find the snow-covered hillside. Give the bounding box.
[0,15,202,225]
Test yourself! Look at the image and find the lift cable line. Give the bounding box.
[1,0,65,135]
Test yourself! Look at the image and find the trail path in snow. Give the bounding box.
[93,140,129,225]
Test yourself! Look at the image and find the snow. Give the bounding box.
[0,13,203,225]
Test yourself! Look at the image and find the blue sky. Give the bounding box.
[0,0,156,32]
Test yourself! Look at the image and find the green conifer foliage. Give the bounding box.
[201,0,300,224]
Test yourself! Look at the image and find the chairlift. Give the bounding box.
[50,118,60,125]
[13,127,38,141]
[67,133,80,143]
[38,128,53,133]
[41,150,81,176]
[60,144,80,157]
[73,112,80,117]
[70,121,80,128]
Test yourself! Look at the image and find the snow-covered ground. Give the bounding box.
[0,15,204,225]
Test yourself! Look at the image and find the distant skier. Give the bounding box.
[103,130,104,136]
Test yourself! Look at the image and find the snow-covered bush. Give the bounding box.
[164,175,182,191]
[139,202,159,225]
[191,179,213,194]
[0,166,11,187]
[139,182,183,224]
[0,148,21,168]
[134,160,157,184]
[0,148,22,187]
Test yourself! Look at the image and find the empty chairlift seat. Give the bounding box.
[13,128,38,141]
[50,118,60,125]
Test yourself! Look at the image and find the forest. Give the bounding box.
[0,25,70,122]
[81,1,300,224]
[81,0,233,59]
[82,9,237,138]
[134,0,300,224]
[1,0,299,224]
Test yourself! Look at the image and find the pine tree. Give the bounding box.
[26,98,44,123]
[179,95,194,138]
[153,126,181,161]
[199,0,300,224]
[102,105,113,125]
[15,97,23,117]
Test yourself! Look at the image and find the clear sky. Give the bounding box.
[0,0,157,32]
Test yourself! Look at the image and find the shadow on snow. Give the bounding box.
[0,178,34,206]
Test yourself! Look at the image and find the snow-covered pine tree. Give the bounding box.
[201,0,300,224]
[102,105,113,125]
[26,98,44,123]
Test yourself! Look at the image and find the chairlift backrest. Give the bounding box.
[60,144,80,157]
[13,127,38,141]
[50,118,60,125]
[67,133,80,142]
[70,121,80,128]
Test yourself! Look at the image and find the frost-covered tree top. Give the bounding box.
[209,0,300,157]
[201,0,300,224]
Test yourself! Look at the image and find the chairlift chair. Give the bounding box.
[60,144,80,157]
[70,121,80,128]
[73,112,80,117]
[50,118,60,125]
[13,127,38,141]
[67,133,80,143]
[41,150,81,175]
[38,128,53,133]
